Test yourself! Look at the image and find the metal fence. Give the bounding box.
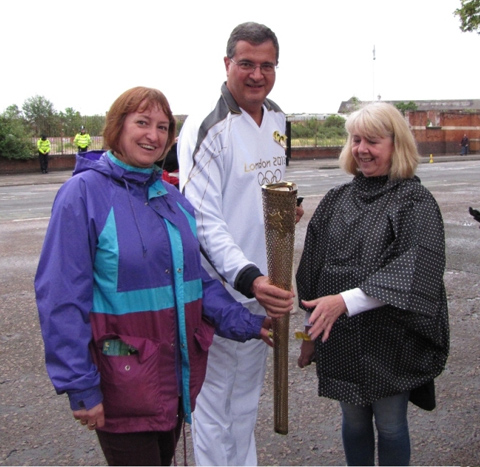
[32,136,104,155]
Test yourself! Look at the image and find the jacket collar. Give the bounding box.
[220,82,278,114]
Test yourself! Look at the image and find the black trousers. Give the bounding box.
[96,409,183,466]
[38,152,49,173]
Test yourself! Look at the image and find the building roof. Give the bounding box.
[286,113,337,122]
[337,98,480,114]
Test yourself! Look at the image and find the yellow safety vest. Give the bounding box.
[37,138,51,154]
[74,133,92,148]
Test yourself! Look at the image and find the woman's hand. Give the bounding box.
[297,339,315,368]
[73,402,105,430]
[259,317,274,347]
[303,294,347,342]
[295,205,304,224]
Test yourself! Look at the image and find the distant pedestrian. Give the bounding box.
[74,126,92,153]
[460,134,469,156]
[37,134,51,174]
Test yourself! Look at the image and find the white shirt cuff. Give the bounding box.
[340,288,386,317]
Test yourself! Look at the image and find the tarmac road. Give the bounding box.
[1,155,479,466]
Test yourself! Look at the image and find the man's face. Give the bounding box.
[224,40,277,117]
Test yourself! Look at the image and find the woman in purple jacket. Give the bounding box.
[35,87,272,466]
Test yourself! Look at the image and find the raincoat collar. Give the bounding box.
[73,150,168,196]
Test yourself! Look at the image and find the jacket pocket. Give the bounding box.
[188,320,215,404]
[193,319,215,352]
[94,335,163,419]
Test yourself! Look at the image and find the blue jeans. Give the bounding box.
[340,391,410,466]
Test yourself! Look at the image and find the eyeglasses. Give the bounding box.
[229,58,278,75]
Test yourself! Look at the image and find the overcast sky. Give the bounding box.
[2,0,478,117]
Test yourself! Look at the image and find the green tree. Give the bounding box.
[22,95,57,136]
[395,101,418,115]
[59,107,83,136]
[323,114,346,129]
[175,119,184,136]
[2,104,30,134]
[3,104,23,120]
[349,96,361,112]
[84,114,106,136]
[454,0,480,33]
[291,116,347,146]
[291,119,318,139]
[0,114,35,160]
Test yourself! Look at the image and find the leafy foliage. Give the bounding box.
[58,107,83,137]
[2,95,107,139]
[0,115,35,160]
[84,114,106,136]
[454,0,480,33]
[3,104,23,120]
[349,96,362,111]
[1,93,346,159]
[175,119,184,136]
[291,115,347,146]
[324,115,347,128]
[22,95,57,135]
[395,101,418,115]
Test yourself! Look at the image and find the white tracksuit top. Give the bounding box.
[178,83,287,306]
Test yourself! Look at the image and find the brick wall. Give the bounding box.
[0,154,76,174]
[409,110,480,155]
[0,148,345,174]
[289,146,342,160]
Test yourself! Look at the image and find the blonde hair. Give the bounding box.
[339,102,420,179]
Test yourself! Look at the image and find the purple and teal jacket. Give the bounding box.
[35,151,265,433]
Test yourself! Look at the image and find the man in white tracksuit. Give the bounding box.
[178,22,300,466]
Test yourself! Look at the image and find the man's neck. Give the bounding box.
[225,84,264,126]
[248,106,264,126]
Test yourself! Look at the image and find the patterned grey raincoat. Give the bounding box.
[296,174,449,406]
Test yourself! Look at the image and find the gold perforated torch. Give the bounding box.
[262,181,297,435]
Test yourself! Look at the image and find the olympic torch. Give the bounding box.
[262,181,297,435]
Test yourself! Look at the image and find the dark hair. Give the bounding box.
[226,22,279,63]
[103,87,176,160]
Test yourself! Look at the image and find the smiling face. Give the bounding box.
[351,132,394,177]
[115,104,170,168]
[224,39,277,123]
